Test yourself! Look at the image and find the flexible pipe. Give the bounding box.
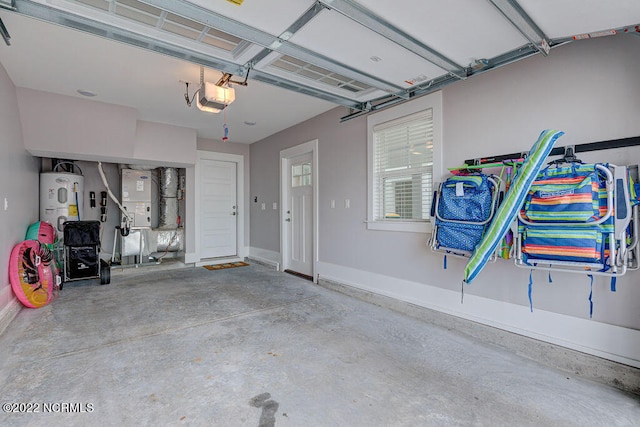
[75,186,80,221]
[97,161,132,221]
[54,161,83,175]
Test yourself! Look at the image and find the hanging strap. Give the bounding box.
[497,165,508,188]
[594,232,615,292]
[528,269,534,312]
[588,274,594,319]
[443,255,447,270]
[548,271,553,283]
[460,280,465,304]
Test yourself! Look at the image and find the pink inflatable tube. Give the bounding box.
[9,240,60,308]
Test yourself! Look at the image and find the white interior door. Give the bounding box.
[200,159,237,259]
[285,153,313,277]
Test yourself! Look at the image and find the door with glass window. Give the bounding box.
[284,153,313,277]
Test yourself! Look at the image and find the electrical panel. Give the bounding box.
[121,169,151,228]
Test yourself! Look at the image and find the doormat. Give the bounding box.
[203,262,249,271]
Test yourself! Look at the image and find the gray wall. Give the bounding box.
[0,62,40,315]
[249,35,640,338]
[16,88,197,167]
[250,110,365,257]
[442,35,640,327]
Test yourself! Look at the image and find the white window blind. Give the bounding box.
[373,109,433,222]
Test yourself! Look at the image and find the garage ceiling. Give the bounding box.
[0,0,639,143]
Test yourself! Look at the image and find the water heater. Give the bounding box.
[40,172,85,238]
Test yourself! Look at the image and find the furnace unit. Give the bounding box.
[121,169,151,228]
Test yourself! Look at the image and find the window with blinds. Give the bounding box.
[372,109,433,222]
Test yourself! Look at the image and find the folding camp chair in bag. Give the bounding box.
[624,168,640,271]
[513,162,636,278]
[429,173,501,260]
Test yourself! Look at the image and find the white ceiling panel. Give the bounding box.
[519,0,640,39]
[0,12,335,143]
[189,0,317,36]
[29,0,247,63]
[289,9,448,91]
[1,0,638,144]
[254,51,388,102]
[356,0,529,67]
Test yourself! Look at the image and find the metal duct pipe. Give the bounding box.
[158,167,179,228]
[156,229,184,252]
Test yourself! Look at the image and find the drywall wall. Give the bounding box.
[441,35,640,328]
[444,37,640,159]
[134,121,196,166]
[17,88,137,162]
[249,35,640,364]
[250,111,363,256]
[0,62,39,322]
[17,89,197,167]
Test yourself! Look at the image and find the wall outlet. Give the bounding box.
[261,203,266,210]
[344,199,350,209]
[272,202,277,210]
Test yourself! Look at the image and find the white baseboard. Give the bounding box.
[0,295,21,336]
[248,247,280,270]
[317,261,640,369]
[238,246,249,259]
[185,252,198,264]
[195,257,243,267]
[188,247,249,265]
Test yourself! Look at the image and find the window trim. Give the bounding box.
[367,91,443,233]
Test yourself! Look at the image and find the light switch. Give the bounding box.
[261,203,266,210]
[330,200,335,209]
[3,197,7,211]
[272,202,278,210]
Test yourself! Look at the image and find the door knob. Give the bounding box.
[285,218,291,222]
[231,212,236,215]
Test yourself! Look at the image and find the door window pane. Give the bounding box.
[292,162,312,187]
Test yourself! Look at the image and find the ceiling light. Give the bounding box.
[196,95,220,113]
[77,89,97,97]
[196,82,235,113]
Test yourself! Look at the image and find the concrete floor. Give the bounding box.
[1,264,639,426]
